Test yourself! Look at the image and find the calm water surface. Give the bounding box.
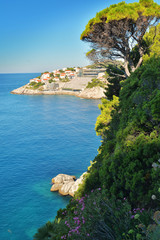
[0,73,101,240]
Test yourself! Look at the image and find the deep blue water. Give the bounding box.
[0,73,101,240]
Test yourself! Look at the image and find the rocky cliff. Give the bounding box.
[11,84,105,99]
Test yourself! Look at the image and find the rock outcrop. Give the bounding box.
[79,86,105,99]
[11,85,105,99]
[50,173,86,197]
[69,172,86,197]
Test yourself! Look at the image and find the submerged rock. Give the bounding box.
[50,173,86,197]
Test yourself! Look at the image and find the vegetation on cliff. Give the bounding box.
[29,82,44,89]
[34,56,160,240]
[86,78,106,89]
[34,0,160,239]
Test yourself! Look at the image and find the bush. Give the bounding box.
[34,189,153,240]
[49,79,55,83]
[78,56,160,207]
[86,79,106,88]
[60,78,70,82]
[29,82,44,89]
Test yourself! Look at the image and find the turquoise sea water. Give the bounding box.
[0,73,101,240]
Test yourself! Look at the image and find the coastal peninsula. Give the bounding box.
[11,66,107,99]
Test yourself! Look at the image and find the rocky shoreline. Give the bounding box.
[50,173,86,197]
[11,84,105,99]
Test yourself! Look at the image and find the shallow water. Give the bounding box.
[0,73,101,240]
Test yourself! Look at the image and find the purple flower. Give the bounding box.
[131,215,135,219]
[77,220,80,225]
[87,233,90,236]
[91,189,94,192]
[98,188,101,190]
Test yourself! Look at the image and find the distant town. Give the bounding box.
[11,66,107,99]
[29,66,106,85]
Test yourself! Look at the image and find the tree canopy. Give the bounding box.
[81,0,160,77]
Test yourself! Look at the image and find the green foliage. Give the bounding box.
[86,78,106,88]
[104,64,125,100]
[60,77,70,82]
[29,82,44,89]
[86,49,96,57]
[95,96,119,137]
[66,67,75,71]
[34,56,160,239]
[59,69,65,73]
[143,23,160,61]
[34,222,54,240]
[34,190,154,240]
[50,72,54,77]
[49,79,55,83]
[78,56,160,207]
[81,0,160,39]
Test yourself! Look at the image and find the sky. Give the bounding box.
[0,0,159,73]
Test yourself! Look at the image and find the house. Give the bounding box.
[75,67,80,73]
[30,78,41,83]
[60,73,66,79]
[41,76,51,83]
[55,71,60,75]
[41,72,51,80]
[30,79,36,83]
[65,70,72,76]
[54,77,60,81]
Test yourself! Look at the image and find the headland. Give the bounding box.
[11,66,107,99]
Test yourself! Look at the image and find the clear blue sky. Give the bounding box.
[0,0,159,73]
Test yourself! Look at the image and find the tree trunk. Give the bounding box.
[124,61,130,77]
[135,47,144,70]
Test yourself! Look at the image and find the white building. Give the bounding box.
[97,72,105,79]
[41,73,51,80]
[60,73,66,79]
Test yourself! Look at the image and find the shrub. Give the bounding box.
[29,82,44,89]
[77,56,160,207]
[34,190,153,240]
[86,79,106,88]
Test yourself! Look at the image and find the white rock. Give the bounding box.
[69,172,87,197]
[52,174,76,184]
[59,181,75,195]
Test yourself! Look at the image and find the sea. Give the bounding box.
[0,73,101,240]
